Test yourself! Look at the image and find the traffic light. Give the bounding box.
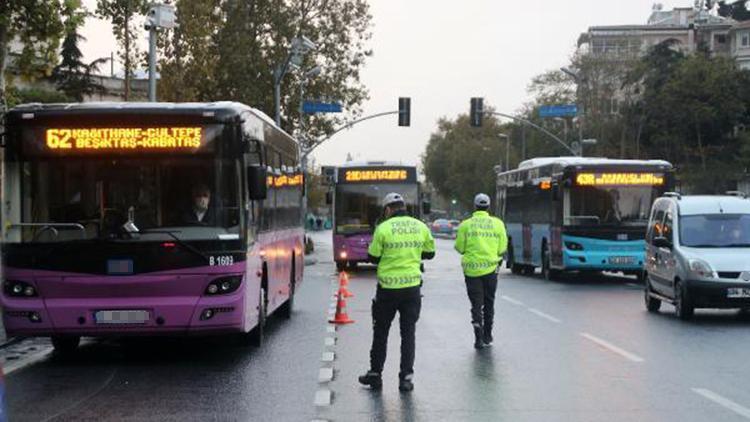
[470,97,483,127]
[398,97,411,127]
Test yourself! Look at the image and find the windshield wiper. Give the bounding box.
[142,230,211,263]
[723,244,750,248]
[685,244,723,248]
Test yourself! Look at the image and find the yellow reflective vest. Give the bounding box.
[454,210,508,277]
[368,215,435,289]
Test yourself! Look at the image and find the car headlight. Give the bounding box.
[688,259,716,279]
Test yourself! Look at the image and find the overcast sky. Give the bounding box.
[80,0,687,168]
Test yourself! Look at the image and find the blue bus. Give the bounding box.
[496,157,673,280]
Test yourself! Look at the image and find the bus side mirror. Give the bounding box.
[552,184,560,201]
[247,166,268,200]
[423,201,432,215]
[325,191,333,205]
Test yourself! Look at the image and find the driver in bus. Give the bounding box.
[181,184,215,225]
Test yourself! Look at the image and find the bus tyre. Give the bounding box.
[674,280,694,320]
[336,261,346,272]
[542,247,558,281]
[279,270,295,320]
[51,336,80,355]
[508,247,523,275]
[248,288,267,347]
[644,275,661,313]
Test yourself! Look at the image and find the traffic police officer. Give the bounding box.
[358,192,435,392]
[454,193,508,349]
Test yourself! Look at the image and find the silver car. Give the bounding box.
[644,193,750,320]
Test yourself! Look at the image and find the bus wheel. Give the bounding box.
[348,261,358,271]
[51,336,80,355]
[279,269,295,320]
[522,265,535,276]
[508,247,523,275]
[542,247,558,281]
[336,261,346,272]
[248,288,267,347]
[644,274,661,313]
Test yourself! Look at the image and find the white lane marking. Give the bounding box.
[501,295,525,306]
[692,388,750,419]
[4,349,52,375]
[326,325,336,333]
[321,352,335,362]
[626,283,639,288]
[324,337,335,347]
[318,367,334,383]
[528,308,562,323]
[580,332,644,363]
[314,389,332,407]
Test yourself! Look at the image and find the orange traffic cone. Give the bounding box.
[339,271,354,298]
[329,290,355,324]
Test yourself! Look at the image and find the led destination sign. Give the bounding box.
[576,172,665,186]
[337,167,418,184]
[45,127,203,151]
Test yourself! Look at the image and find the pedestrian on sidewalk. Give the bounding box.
[358,192,435,392]
[454,193,508,349]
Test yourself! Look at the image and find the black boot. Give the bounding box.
[483,323,493,346]
[358,371,382,390]
[473,325,485,349]
[399,374,414,392]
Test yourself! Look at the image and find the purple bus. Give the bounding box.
[325,163,426,271]
[1,102,304,353]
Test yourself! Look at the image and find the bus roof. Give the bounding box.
[337,161,414,168]
[7,101,285,133]
[516,156,672,170]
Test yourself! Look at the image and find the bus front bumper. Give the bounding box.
[562,250,645,272]
[1,293,248,338]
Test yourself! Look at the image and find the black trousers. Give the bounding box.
[464,272,498,333]
[369,286,421,378]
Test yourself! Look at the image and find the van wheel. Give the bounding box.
[248,288,267,346]
[51,336,80,355]
[644,275,661,313]
[674,280,694,320]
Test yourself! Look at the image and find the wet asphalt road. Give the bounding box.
[7,231,750,421]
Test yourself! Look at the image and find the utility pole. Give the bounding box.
[145,3,177,102]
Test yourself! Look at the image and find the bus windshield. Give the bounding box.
[567,185,658,226]
[335,184,419,235]
[15,157,239,243]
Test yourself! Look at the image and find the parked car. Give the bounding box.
[644,192,750,320]
[431,219,454,236]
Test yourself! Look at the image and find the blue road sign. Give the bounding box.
[303,101,343,114]
[539,104,578,118]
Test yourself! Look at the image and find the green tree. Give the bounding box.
[422,113,514,210]
[0,0,64,114]
[96,0,148,101]
[53,0,107,101]
[158,0,372,144]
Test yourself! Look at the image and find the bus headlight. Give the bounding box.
[339,251,348,259]
[204,276,242,296]
[4,281,38,298]
[565,241,584,251]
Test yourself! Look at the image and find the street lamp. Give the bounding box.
[299,65,322,227]
[581,138,597,157]
[145,3,177,102]
[498,133,510,171]
[274,36,317,126]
